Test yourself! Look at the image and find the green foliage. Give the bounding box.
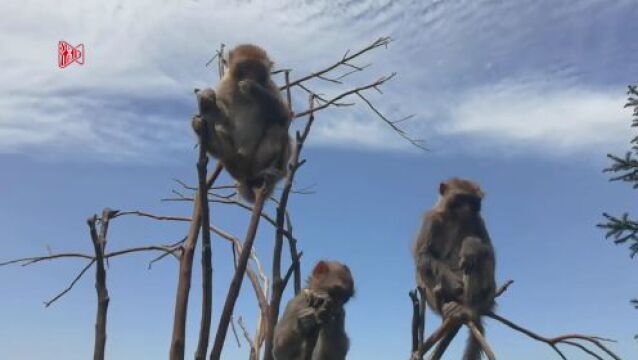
[599,213,638,258]
[599,85,638,339]
[598,85,638,258]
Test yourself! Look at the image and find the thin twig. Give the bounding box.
[293,74,394,118]
[487,312,621,360]
[238,316,255,347]
[409,290,420,353]
[495,279,514,298]
[44,259,95,307]
[230,315,242,348]
[282,251,303,290]
[280,37,392,91]
[1,253,94,267]
[114,211,190,222]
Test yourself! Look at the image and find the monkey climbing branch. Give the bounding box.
[410,280,621,360]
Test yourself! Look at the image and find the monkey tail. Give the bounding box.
[237,181,257,203]
[238,177,276,203]
[462,317,484,360]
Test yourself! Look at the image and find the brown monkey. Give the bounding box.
[273,261,354,360]
[412,178,496,360]
[192,44,291,202]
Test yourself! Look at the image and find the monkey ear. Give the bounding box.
[312,261,329,276]
[439,182,448,195]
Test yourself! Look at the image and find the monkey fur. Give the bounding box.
[273,261,354,360]
[192,44,291,202]
[413,178,496,360]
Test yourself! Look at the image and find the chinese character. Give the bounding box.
[58,41,85,69]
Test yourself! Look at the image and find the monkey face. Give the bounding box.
[449,193,482,219]
[308,261,355,305]
[232,59,270,85]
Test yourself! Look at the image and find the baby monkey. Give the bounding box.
[192,44,291,202]
[273,261,354,360]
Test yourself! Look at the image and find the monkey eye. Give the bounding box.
[329,287,350,300]
[451,195,481,212]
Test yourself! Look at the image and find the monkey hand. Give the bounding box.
[191,115,204,135]
[315,298,341,324]
[196,88,218,114]
[442,301,472,323]
[459,254,482,274]
[459,256,473,273]
[439,269,464,297]
[238,79,259,96]
[305,290,331,309]
[303,290,339,324]
[297,307,321,335]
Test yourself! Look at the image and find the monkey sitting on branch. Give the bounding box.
[413,178,496,360]
[273,260,355,360]
[192,44,292,202]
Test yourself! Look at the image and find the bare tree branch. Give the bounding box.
[170,164,223,360]
[210,187,268,360]
[355,91,425,151]
[280,37,392,91]
[1,253,93,267]
[44,259,95,307]
[238,316,258,360]
[114,211,190,222]
[409,290,420,354]
[487,312,620,360]
[263,95,317,360]
[195,116,216,359]
[282,251,303,291]
[495,279,514,298]
[87,209,115,360]
[410,279,618,360]
[467,320,496,360]
[293,73,395,119]
[217,226,269,315]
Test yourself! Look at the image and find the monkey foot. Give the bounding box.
[258,169,283,184]
[442,301,470,322]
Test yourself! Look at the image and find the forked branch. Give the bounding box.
[410,280,620,360]
[486,312,620,360]
[280,37,392,91]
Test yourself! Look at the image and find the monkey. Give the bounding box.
[412,178,496,360]
[192,44,291,202]
[273,261,355,360]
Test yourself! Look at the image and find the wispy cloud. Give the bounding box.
[0,0,636,161]
[440,81,631,155]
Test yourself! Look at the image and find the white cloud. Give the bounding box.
[0,0,635,161]
[308,111,411,152]
[441,82,630,154]
[0,0,372,161]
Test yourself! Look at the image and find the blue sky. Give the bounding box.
[1,0,637,359]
